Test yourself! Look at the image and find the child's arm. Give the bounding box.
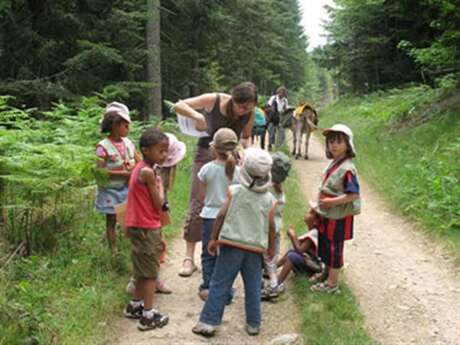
[319,193,359,209]
[133,151,142,164]
[208,191,232,256]
[267,201,277,259]
[197,180,206,202]
[140,167,164,210]
[321,170,360,208]
[196,165,208,202]
[287,226,302,252]
[288,226,313,254]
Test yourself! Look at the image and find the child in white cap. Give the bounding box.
[95,102,140,254]
[192,148,277,337]
[309,124,361,293]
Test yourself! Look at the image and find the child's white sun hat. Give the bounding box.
[239,147,273,193]
[105,102,131,123]
[322,124,356,155]
[160,133,187,168]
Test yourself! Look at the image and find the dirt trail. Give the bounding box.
[293,134,460,345]
[110,232,301,345]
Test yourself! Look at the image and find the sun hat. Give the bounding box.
[160,133,187,167]
[271,152,291,184]
[239,148,273,193]
[210,128,238,151]
[105,102,131,123]
[322,124,356,155]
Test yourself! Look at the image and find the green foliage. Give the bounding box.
[316,0,460,94]
[320,86,460,254]
[0,96,103,252]
[0,98,195,343]
[283,171,376,345]
[0,1,310,111]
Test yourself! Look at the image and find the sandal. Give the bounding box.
[179,257,197,277]
[310,282,339,294]
[308,270,328,283]
[156,279,172,294]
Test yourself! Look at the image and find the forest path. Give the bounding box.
[292,134,460,345]
[110,214,301,344]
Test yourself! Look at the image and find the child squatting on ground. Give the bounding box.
[95,102,140,254]
[268,208,323,299]
[309,124,361,293]
[261,152,292,299]
[197,128,241,302]
[192,148,277,337]
[123,128,170,331]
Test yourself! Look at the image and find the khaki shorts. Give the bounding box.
[128,227,162,279]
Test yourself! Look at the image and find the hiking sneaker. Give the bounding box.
[192,321,216,337]
[304,253,325,273]
[246,324,260,336]
[310,282,340,294]
[123,302,143,319]
[137,311,169,331]
[261,284,283,301]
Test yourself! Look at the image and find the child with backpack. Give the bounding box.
[261,152,291,299]
[95,102,140,254]
[309,124,361,293]
[192,148,277,337]
[196,128,240,301]
[123,128,170,331]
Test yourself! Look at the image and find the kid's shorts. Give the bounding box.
[128,227,162,279]
[318,232,345,269]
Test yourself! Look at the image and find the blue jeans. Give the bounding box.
[200,218,216,291]
[199,245,262,327]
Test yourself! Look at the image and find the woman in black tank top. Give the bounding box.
[174,82,257,277]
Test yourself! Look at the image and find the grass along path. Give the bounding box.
[291,133,460,345]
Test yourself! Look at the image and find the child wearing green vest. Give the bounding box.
[192,148,277,337]
[261,152,291,300]
[309,124,361,293]
[95,102,140,254]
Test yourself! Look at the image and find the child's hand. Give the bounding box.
[319,197,337,209]
[266,247,274,260]
[208,240,218,256]
[287,226,296,240]
[304,207,317,228]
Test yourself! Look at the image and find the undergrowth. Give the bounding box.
[0,96,194,344]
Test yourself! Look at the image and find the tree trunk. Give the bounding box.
[145,0,162,121]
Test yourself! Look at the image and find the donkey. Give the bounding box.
[287,103,318,160]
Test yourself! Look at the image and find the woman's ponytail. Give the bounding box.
[224,149,237,181]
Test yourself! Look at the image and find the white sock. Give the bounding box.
[130,300,143,308]
[142,308,158,318]
[269,274,278,288]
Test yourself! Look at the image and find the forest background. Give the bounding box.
[0,0,459,344]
